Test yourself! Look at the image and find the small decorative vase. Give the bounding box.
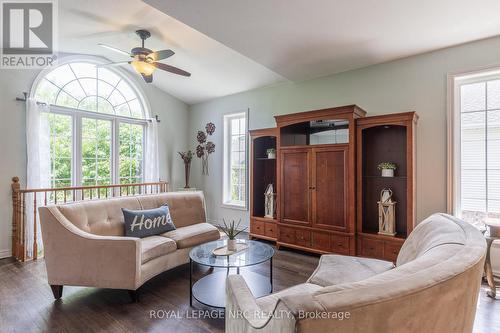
[184,162,191,188]
[227,239,237,251]
[381,169,394,177]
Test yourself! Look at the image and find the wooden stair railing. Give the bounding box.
[11,177,169,262]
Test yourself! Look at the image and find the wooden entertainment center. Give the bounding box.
[249,105,417,261]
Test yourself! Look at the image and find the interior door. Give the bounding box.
[311,146,348,231]
[280,149,311,225]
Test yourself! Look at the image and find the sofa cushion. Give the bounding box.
[138,192,207,228]
[307,254,394,287]
[160,223,220,249]
[122,205,175,238]
[56,196,142,236]
[140,236,177,264]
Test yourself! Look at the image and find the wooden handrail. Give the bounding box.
[14,181,169,193]
[11,176,169,262]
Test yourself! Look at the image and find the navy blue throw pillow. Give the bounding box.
[122,205,176,238]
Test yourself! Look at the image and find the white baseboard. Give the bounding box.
[0,249,12,259]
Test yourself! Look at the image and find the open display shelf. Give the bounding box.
[250,129,278,241]
[356,112,417,261]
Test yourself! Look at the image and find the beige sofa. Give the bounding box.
[39,191,219,301]
[227,213,486,333]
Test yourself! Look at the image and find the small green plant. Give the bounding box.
[377,162,397,170]
[266,148,276,154]
[217,219,247,240]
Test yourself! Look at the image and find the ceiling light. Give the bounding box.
[131,61,155,76]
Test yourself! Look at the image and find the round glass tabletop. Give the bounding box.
[189,239,275,268]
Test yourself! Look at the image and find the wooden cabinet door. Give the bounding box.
[311,146,348,231]
[280,149,311,225]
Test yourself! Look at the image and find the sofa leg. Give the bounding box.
[50,285,63,299]
[128,290,140,303]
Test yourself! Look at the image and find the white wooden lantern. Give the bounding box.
[264,184,275,218]
[378,189,397,236]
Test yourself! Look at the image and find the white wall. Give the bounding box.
[0,55,189,259]
[188,36,500,269]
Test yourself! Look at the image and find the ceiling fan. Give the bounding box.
[98,29,191,83]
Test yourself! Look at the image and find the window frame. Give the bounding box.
[222,110,249,210]
[447,66,500,217]
[31,56,151,188]
[46,104,147,187]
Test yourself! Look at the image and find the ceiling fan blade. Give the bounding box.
[97,61,131,68]
[98,43,131,57]
[141,73,153,83]
[153,62,191,77]
[147,49,175,61]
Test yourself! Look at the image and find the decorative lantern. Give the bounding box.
[378,188,397,236]
[264,184,275,218]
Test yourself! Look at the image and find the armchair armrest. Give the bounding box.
[226,275,300,332]
[39,206,141,290]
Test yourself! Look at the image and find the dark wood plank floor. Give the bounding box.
[0,241,498,333]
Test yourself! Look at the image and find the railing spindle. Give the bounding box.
[33,193,38,260]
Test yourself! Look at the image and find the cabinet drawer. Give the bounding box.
[312,232,330,251]
[360,237,383,258]
[279,226,296,244]
[265,222,277,238]
[295,229,311,247]
[383,241,402,262]
[331,235,350,255]
[250,220,265,236]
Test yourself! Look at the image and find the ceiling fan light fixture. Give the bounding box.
[131,60,155,76]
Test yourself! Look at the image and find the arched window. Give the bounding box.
[32,60,150,189]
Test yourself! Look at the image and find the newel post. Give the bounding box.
[11,177,21,260]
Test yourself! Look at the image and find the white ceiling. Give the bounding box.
[60,0,500,104]
[58,0,285,104]
[145,0,500,81]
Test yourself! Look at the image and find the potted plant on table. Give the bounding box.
[217,219,247,251]
[378,162,397,177]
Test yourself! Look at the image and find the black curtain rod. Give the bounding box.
[15,92,161,122]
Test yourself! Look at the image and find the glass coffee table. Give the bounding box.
[189,239,275,308]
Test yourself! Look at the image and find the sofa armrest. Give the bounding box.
[39,206,141,290]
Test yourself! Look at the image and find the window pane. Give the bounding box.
[35,79,59,104]
[461,82,486,112]
[81,118,112,186]
[119,123,144,184]
[35,61,145,119]
[98,68,120,86]
[223,113,247,206]
[56,91,79,109]
[45,64,75,87]
[460,78,500,224]
[97,79,115,100]
[46,113,72,188]
[70,62,97,79]
[117,80,136,101]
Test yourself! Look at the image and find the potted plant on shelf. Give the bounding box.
[217,219,247,251]
[378,162,397,177]
[266,148,276,159]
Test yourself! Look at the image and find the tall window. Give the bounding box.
[223,112,247,208]
[452,71,500,226]
[33,61,147,188]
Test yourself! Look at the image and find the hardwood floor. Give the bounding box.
[0,242,498,333]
